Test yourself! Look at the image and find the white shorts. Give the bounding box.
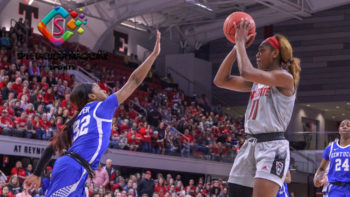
[228,138,290,188]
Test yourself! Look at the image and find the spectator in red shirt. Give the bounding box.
[61,93,70,108]
[0,185,14,197]
[174,181,183,193]
[154,177,167,197]
[16,87,30,100]
[181,129,193,157]
[65,102,76,117]
[24,104,35,116]
[141,124,152,153]
[1,102,15,119]
[0,55,10,70]
[56,116,64,130]
[29,76,39,90]
[59,70,70,84]
[33,113,49,140]
[43,117,56,140]
[39,113,50,131]
[109,123,120,149]
[40,65,49,77]
[185,179,196,196]
[0,109,14,136]
[0,101,8,114]
[31,114,42,139]
[0,75,9,89]
[14,112,27,137]
[119,119,130,134]
[40,77,49,91]
[127,129,139,151]
[43,88,54,105]
[201,183,211,196]
[10,161,26,185]
[12,77,23,95]
[28,60,40,77]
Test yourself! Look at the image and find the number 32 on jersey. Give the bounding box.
[73,115,91,141]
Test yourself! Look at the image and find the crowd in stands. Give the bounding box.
[0,17,246,163]
[0,17,247,196]
[0,159,228,197]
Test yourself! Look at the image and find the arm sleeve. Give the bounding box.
[95,94,119,120]
[322,144,331,161]
[33,145,55,176]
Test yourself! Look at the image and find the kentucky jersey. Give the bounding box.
[244,82,296,134]
[323,141,350,183]
[276,183,289,197]
[68,94,119,170]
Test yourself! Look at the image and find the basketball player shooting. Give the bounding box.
[23,30,161,197]
[214,18,301,197]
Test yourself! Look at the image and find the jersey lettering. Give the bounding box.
[73,115,91,141]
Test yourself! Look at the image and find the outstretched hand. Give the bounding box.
[24,174,41,189]
[152,30,161,56]
[234,18,256,48]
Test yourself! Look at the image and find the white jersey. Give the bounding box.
[244,83,295,134]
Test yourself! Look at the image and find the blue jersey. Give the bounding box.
[323,141,350,183]
[276,182,289,197]
[68,94,119,170]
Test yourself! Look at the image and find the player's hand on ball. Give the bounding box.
[152,30,161,56]
[24,174,41,189]
[234,18,255,48]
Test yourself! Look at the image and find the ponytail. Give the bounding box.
[286,57,301,87]
[50,115,76,156]
[274,34,301,87]
[50,83,93,156]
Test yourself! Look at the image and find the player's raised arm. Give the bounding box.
[116,30,161,104]
[213,47,253,92]
[234,19,294,91]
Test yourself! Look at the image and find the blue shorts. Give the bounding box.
[46,155,88,197]
[327,184,350,197]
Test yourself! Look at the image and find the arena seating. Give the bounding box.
[0,19,242,196]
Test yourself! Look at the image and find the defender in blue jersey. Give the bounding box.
[314,119,350,197]
[23,30,161,197]
[276,170,291,197]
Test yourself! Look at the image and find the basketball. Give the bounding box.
[223,11,256,44]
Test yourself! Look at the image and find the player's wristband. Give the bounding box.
[33,145,55,176]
